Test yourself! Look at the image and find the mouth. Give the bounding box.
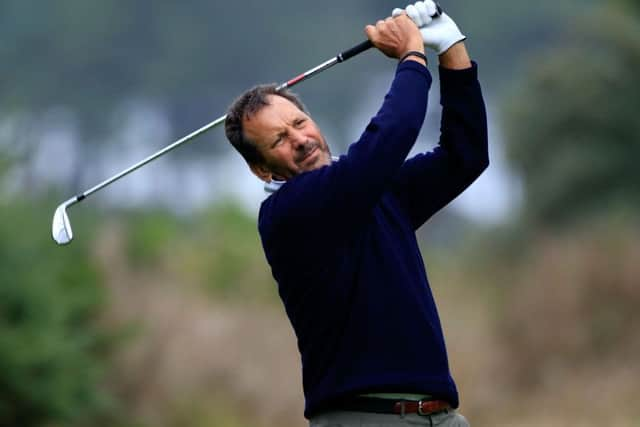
[303,146,318,160]
[298,145,318,164]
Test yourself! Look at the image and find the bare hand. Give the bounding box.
[365,14,424,60]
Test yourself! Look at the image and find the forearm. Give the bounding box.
[343,60,431,188]
[391,62,487,228]
[438,61,488,174]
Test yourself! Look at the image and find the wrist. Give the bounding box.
[400,50,427,66]
[438,41,471,69]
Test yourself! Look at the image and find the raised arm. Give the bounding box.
[390,4,489,229]
[261,15,432,236]
[394,43,488,229]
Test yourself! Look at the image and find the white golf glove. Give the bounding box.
[392,1,466,55]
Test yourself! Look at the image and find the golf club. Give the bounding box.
[52,5,444,246]
[51,40,374,245]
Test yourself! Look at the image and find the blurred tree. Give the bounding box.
[119,201,276,302]
[0,199,114,426]
[0,151,10,183]
[617,0,640,15]
[503,4,640,227]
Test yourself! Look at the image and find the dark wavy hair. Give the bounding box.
[224,84,307,165]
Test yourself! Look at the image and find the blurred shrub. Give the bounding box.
[0,153,10,181]
[499,222,640,387]
[121,201,276,302]
[503,5,640,227]
[618,0,640,16]
[123,209,183,267]
[166,395,253,427]
[0,199,114,426]
[193,202,272,298]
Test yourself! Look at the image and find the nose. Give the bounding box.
[289,128,307,149]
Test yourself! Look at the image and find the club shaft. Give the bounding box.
[277,40,373,91]
[81,115,226,199]
[72,40,374,202]
[276,57,339,91]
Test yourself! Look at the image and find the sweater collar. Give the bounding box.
[263,156,339,193]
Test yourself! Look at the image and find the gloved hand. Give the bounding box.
[392,1,466,55]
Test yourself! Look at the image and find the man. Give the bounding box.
[225,2,487,426]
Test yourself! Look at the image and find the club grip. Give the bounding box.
[338,40,374,62]
[433,3,443,18]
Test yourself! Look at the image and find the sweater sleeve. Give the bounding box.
[260,61,432,239]
[391,61,489,230]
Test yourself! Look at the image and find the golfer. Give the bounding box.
[225,2,487,425]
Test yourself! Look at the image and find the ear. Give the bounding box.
[249,163,273,183]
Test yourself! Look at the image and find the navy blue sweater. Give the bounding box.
[258,60,488,419]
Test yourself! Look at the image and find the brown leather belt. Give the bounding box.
[394,399,451,416]
[331,396,451,416]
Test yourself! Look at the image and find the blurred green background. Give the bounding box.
[1,0,639,426]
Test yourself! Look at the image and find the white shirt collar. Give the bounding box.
[264,179,286,193]
[263,156,339,193]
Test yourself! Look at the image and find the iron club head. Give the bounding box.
[52,199,77,245]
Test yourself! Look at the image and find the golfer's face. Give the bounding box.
[243,95,331,181]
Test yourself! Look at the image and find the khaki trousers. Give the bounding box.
[309,409,470,427]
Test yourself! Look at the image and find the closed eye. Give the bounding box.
[271,136,283,148]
